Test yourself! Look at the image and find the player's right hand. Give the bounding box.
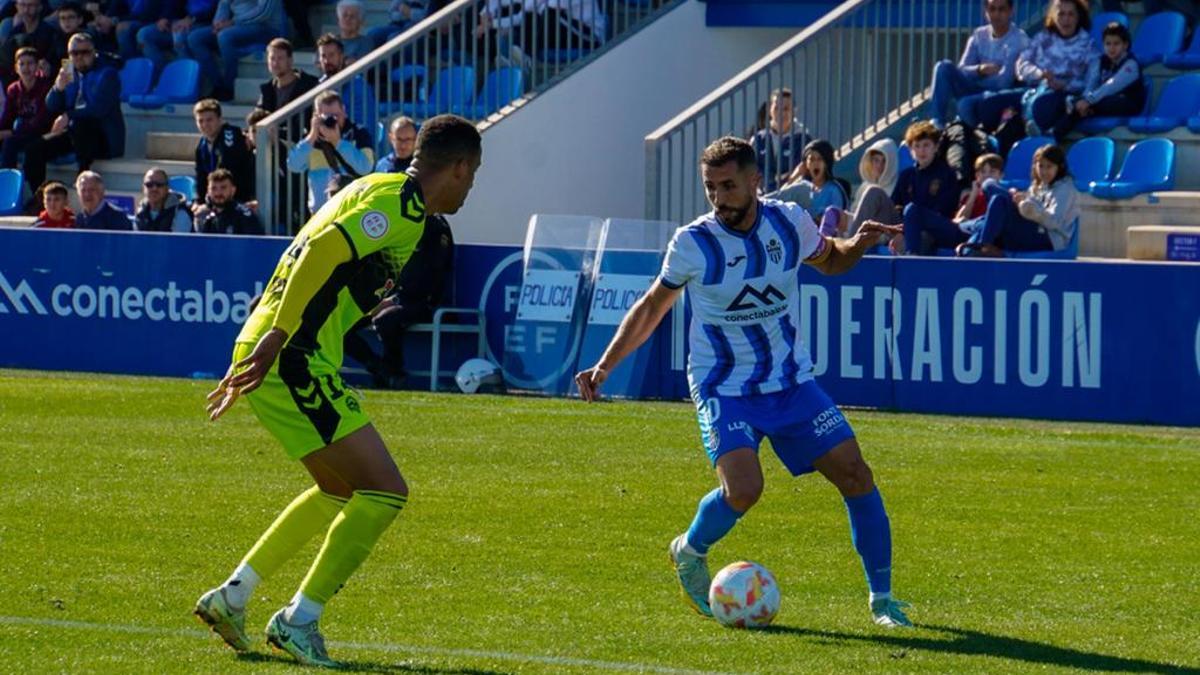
[574,366,609,403]
[206,328,288,420]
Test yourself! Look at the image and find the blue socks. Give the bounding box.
[684,488,744,555]
[844,487,892,595]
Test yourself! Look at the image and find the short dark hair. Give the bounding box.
[413,114,481,170]
[14,46,37,62]
[267,37,293,57]
[246,107,270,128]
[194,98,222,117]
[56,1,83,17]
[42,181,68,199]
[700,136,757,171]
[208,168,235,187]
[1045,0,1091,35]
[1102,20,1131,44]
[975,153,1004,173]
[770,87,792,101]
[316,33,344,52]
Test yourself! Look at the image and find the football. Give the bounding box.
[708,561,780,629]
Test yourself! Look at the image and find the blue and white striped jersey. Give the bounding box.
[660,198,827,399]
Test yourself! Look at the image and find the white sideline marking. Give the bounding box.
[0,615,734,674]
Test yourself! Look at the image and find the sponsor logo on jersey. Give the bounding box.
[726,284,785,312]
[361,211,389,239]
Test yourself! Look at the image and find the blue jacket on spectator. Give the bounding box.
[184,0,218,22]
[76,201,134,230]
[214,0,281,27]
[374,152,410,174]
[891,158,959,218]
[46,62,125,158]
[114,0,165,22]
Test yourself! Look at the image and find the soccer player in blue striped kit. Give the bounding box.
[575,136,911,627]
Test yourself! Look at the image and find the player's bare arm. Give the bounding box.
[575,280,682,402]
[806,221,890,275]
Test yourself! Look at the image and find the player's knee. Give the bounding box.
[723,478,762,513]
[838,460,875,497]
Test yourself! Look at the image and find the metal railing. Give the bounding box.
[644,0,1042,224]
[256,0,678,234]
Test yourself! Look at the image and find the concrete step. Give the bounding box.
[1078,192,1200,258]
[1127,224,1200,260]
[48,158,193,194]
[147,132,200,162]
[123,103,256,155]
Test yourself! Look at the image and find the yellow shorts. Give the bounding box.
[235,342,371,460]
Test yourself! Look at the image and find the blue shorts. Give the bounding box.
[692,380,855,476]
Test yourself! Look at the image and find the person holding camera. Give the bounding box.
[286,89,373,213]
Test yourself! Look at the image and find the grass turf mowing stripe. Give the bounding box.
[0,615,738,675]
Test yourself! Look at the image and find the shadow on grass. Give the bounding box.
[761,623,1198,674]
[235,651,511,674]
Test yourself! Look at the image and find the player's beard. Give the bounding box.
[716,200,752,229]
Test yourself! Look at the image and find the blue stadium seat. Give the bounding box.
[1089,138,1175,199]
[390,65,428,102]
[999,136,1052,191]
[401,66,475,119]
[127,59,200,109]
[463,67,525,118]
[896,142,914,172]
[0,168,23,216]
[1006,217,1079,260]
[1090,11,1128,45]
[340,75,378,137]
[119,57,154,102]
[1164,23,1200,69]
[1132,11,1186,65]
[169,175,196,202]
[1126,73,1200,133]
[1074,76,1153,133]
[1066,137,1114,192]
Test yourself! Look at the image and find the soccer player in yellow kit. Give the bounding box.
[196,115,482,668]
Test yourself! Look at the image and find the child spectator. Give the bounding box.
[1015,0,1095,136]
[892,120,960,219]
[32,180,74,228]
[0,47,50,169]
[958,144,1078,256]
[1053,22,1144,141]
[775,139,848,221]
[892,153,1004,254]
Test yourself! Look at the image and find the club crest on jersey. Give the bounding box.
[361,211,389,239]
[766,238,782,264]
[375,278,395,299]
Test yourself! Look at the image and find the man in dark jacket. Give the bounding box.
[343,213,455,388]
[192,98,254,208]
[24,32,124,191]
[194,168,264,234]
[256,37,319,115]
[74,170,133,230]
[135,167,193,232]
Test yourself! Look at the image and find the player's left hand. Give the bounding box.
[574,366,609,402]
[855,220,899,248]
[206,328,288,420]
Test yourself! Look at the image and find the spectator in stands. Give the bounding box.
[286,88,373,212]
[335,0,370,61]
[750,88,810,193]
[928,0,1029,129]
[47,3,90,75]
[316,31,345,82]
[1052,21,1144,141]
[0,0,56,83]
[893,153,1004,255]
[474,0,533,66]
[256,37,318,114]
[192,98,254,208]
[193,167,264,233]
[774,139,849,221]
[135,167,193,232]
[976,0,1095,136]
[186,0,283,101]
[817,137,901,237]
[32,179,73,227]
[958,144,1077,256]
[0,47,50,169]
[74,170,132,229]
[115,0,164,60]
[374,115,415,173]
[24,33,123,192]
[282,0,314,48]
[343,212,454,388]
[368,0,427,48]
[137,0,204,75]
[533,0,605,52]
[892,121,959,224]
[85,0,121,55]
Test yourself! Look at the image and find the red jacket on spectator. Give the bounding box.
[961,191,988,220]
[0,75,51,136]
[34,207,75,228]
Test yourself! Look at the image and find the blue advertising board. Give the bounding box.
[1,227,1197,426]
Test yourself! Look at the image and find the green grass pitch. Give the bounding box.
[0,369,1198,674]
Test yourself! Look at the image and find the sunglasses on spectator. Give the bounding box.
[68,49,94,56]
[143,181,167,188]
